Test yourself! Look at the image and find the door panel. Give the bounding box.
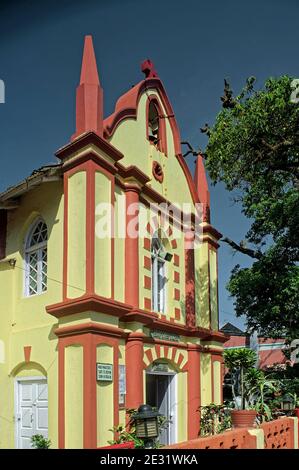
[146,373,176,446]
[17,379,48,448]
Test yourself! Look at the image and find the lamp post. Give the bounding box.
[281,394,295,413]
[134,404,160,449]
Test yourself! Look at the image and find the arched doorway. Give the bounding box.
[12,363,48,449]
[146,360,177,445]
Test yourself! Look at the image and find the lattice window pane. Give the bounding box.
[25,220,48,296]
[41,248,47,292]
[29,221,48,247]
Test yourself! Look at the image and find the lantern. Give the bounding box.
[281,394,295,412]
[134,404,160,448]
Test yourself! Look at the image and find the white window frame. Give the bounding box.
[151,235,167,313]
[24,219,48,297]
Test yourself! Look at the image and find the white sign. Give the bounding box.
[96,363,113,381]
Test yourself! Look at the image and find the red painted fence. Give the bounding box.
[165,417,298,450]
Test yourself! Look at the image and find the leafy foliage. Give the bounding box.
[224,348,258,409]
[31,434,51,449]
[198,403,231,436]
[204,75,299,339]
[108,408,170,449]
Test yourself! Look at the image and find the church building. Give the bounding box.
[0,36,226,449]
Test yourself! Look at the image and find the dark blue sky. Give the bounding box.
[1,0,298,329]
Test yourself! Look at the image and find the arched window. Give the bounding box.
[25,219,48,296]
[148,101,160,146]
[151,233,168,313]
[146,97,167,155]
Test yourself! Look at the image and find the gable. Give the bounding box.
[104,80,198,210]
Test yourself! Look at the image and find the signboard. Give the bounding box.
[150,330,180,343]
[96,363,113,382]
[119,365,126,394]
[119,364,126,406]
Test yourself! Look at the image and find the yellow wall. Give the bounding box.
[67,172,86,298]
[97,344,114,447]
[177,372,188,443]
[200,353,212,406]
[195,242,210,329]
[213,360,221,405]
[0,181,63,449]
[113,187,125,303]
[209,249,218,330]
[109,91,194,209]
[65,344,83,448]
[95,171,112,298]
[138,205,186,323]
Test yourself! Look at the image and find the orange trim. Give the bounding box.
[23,346,31,363]
[171,239,177,249]
[174,271,180,283]
[144,255,151,270]
[47,294,132,318]
[174,308,181,321]
[103,78,199,205]
[144,297,152,310]
[202,224,222,240]
[174,288,180,301]
[116,163,150,185]
[187,345,201,439]
[56,131,123,164]
[126,333,145,409]
[144,275,151,290]
[143,237,151,251]
[174,254,180,266]
[54,322,126,339]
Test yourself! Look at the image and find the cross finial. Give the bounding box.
[141,59,158,78]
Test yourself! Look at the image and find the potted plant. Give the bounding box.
[245,368,280,422]
[223,348,258,428]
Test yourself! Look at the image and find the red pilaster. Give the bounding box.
[125,186,140,307]
[194,156,210,222]
[185,230,196,327]
[125,333,144,409]
[187,345,201,440]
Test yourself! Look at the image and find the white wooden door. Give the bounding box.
[16,379,48,449]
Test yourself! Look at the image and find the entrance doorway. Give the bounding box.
[15,377,48,449]
[146,364,177,445]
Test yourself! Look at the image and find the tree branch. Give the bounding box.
[221,237,263,259]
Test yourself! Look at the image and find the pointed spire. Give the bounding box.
[71,35,103,141]
[194,156,210,223]
[80,35,100,85]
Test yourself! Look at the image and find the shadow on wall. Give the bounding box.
[179,260,217,330]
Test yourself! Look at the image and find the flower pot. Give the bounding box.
[294,408,299,419]
[231,410,257,428]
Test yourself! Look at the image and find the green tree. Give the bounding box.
[202,75,299,341]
